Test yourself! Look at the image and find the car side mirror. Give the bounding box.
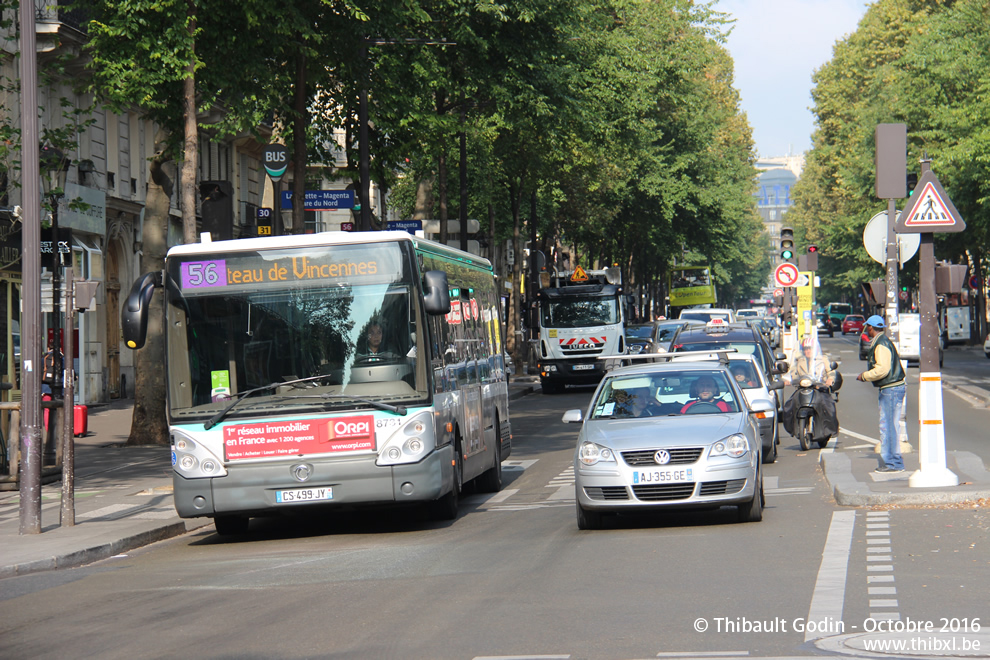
[774,351,786,361]
[562,409,584,423]
[775,360,789,374]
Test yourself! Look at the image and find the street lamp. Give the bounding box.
[39,144,69,465]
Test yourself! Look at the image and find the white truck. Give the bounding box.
[536,267,626,394]
[897,313,943,367]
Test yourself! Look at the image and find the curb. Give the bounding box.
[821,451,990,507]
[0,519,211,579]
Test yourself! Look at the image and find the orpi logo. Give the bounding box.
[328,416,373,440]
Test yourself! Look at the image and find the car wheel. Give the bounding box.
[476,420,503,493]
[762,424,778,464]
[737,470,763,523]
[576,502,604,530]
[431,440,462,520]
[214,515,250,536]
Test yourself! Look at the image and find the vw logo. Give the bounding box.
[290,463,313,482]
[654,450,671,465]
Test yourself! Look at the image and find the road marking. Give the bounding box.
[503,459,539,471]
[474,656,570,660]
[805,510,856,642]
[657,653,749,658]
[480,489,518,504]
[837,427,878,445]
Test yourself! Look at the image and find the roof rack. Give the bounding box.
[597,348,738,370]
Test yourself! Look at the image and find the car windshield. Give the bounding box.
[590,370,740,419]
[625,324,654,339]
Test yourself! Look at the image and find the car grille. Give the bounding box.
[622,447,704,466]
[632,483,696,501]
[698,479,747,496]
[583,486,629,501]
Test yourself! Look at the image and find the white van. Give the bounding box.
[897,313,943,367]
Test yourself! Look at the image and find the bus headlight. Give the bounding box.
[171,429,228,479]
[377,412,435,466]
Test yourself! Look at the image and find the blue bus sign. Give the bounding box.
[263,144,288,181]
[281,190,355,210]
[386,220,422,234]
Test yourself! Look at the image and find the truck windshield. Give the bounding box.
[541,297,619,328]
[164,242,429,422]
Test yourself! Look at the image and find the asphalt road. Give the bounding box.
[1,352,989,660]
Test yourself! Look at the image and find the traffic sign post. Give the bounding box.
[896,160,962,489]
[263,144,288,235]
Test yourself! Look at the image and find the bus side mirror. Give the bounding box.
[423,270,451,315]
[121,271,160,349]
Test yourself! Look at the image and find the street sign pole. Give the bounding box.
[901,159,960,488]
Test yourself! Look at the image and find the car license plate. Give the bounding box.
[633,468,693,484]
[275,487,333,503]
[573,364,595,371]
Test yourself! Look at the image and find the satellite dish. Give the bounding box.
[863,211,919,266]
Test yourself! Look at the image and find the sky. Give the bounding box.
[715,0,869,158]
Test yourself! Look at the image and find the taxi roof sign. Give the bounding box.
[705,318,730,333]
[570,266,589,282]
[895,170,965,234]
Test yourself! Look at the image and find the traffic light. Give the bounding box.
[805,245,818,271]
[807,245,818,253]
[907,173,918,196]
[780,227,795,263]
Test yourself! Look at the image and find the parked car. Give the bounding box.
[897,313,943,367]
[985,333,990,359]
[841,314,865,335]
[735,308,763,319]
[563,358,769,529]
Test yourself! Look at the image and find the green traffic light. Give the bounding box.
[781,250,793,259]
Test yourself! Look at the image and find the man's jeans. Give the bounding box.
[878,384,906,469]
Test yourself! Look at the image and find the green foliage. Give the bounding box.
[791,0,990,304]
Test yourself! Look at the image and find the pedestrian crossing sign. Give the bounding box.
[895,171,965,233]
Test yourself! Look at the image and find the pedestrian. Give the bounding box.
[856,315,906,473]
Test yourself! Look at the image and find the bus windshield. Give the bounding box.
[541,297,619,328]
[165,242,429,422]
[669,267,716,307]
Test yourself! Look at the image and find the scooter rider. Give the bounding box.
[785,336,835,388]
[781,335,839,444]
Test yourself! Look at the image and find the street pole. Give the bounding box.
[18,0,44,535]
[908,158,958,487]
[60,270,75,526]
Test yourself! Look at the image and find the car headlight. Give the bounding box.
[377,412,435,466]
[709,434,749,458]
[578,441,616,466]
[171,429,228,479]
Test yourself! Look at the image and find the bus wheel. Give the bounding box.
[431,442,462,521]
[476,421,503,493]
[214,515,250,536]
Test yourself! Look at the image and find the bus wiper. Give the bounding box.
[317,393,407,416]
[203,374,329,430]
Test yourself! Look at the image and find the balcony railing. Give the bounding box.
[35,0,89,33]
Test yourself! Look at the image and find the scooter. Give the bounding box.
[784,362,842,451]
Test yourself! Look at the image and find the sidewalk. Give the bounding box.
[820,373,990,507]
[0,379,542,579]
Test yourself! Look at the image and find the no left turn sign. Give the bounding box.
[774,263,800,287]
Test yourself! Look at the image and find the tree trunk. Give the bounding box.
[437,146,449,246]
[292,50,307,234]
[180,7,199,245]
[509,182,525,369]
[128,147,172,446]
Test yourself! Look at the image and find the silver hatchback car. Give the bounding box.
[563,357,770,529]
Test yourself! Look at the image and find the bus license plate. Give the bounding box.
[573,364,595,371]
[275,487,333,503]
[633,469,692,484]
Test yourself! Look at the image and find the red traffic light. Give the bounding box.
[807,245,818,253]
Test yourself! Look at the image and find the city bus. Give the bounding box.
[122,231,511,534]
[668,266,717,309]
